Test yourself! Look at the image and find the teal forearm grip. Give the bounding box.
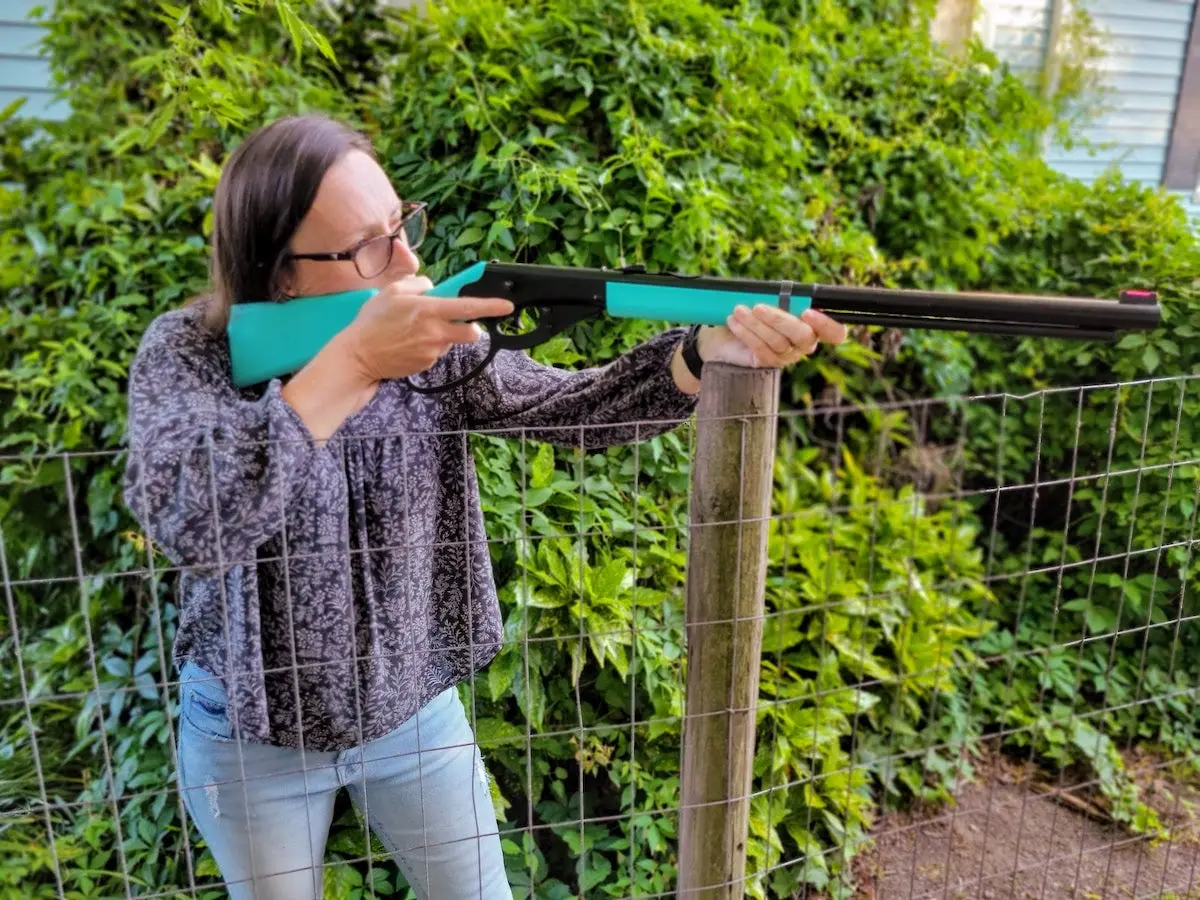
[605,281,812,325]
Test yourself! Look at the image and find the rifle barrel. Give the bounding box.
[807,284,1160,333]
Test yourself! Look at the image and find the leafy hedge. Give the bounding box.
[1,0,1196,898]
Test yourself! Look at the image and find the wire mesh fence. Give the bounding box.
[3,365,1199,899]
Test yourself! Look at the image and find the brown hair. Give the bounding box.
[197,114,376,332]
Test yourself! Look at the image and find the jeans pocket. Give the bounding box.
[179,671,234,743]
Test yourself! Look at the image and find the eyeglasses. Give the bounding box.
[286,200,428,280]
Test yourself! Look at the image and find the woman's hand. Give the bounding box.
[671,304,847,394]
[281,277,513,443]
[343,277,515,383]
[711,304,846,368]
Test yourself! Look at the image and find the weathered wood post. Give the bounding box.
[677,362,781,898]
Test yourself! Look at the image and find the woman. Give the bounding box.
[122,114,845,900]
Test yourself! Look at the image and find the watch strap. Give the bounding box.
[681,324,704,380]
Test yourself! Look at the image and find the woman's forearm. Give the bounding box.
[280,330,377,443]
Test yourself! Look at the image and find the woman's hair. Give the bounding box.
[197,114,376,332]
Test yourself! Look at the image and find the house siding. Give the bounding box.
[979,0,1199,224]
[1,0,66,120]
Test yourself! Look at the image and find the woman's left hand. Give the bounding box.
[702,303,847,369]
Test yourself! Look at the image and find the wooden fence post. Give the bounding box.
[677,362,781,898]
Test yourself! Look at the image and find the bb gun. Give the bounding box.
[226,260,1162,394]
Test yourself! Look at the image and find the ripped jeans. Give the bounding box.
[175,661,512,900]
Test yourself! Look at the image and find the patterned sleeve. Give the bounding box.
[452,327,699,448]
[122,312,340,573]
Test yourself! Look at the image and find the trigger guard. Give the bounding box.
[403,340,499,395]
[486,317,556,352]
[405,301,599,393]
[485,303,597,352]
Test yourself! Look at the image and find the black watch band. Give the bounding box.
[681,325,704,380]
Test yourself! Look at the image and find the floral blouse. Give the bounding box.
[122,304,698,751]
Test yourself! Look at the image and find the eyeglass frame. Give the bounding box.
[284,200,428,279]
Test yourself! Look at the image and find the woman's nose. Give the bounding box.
[390,237,420,276]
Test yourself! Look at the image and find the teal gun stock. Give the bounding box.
[227,260,1162,394]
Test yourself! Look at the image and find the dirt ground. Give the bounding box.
[850,748,1200,900]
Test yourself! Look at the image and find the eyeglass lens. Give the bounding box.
[355,208,427,278]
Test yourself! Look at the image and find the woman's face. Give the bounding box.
[283,149,421,297]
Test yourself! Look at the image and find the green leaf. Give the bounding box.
[102,657,131,678]
[24,225,48,257]
[578,852,612,893]
[487,649,520,701]
[1142,345,1161,372]
[454,226,486,247]
[474,715,526,748]
[591,559,629,601]
[1085,605,1116,635]
[531,442,555,489]
[322,861,363,898]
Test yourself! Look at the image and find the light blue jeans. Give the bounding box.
[175,661,512,899]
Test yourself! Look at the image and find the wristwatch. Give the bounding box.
[681,324,704,380]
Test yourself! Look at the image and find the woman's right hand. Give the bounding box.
[343,277,515,384]
[282,277,514,444]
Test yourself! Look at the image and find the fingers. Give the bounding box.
[384,277,514,321]
[727,303,848,367]
[748,304,822,352]
[379,279,513,324]
[432,295,516,322]
[726,309,797,367]
[731,305,799,357]
[727,305,822,366]
[801,308,848,345]
[439,321,485,345]
[751,304,847,348]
